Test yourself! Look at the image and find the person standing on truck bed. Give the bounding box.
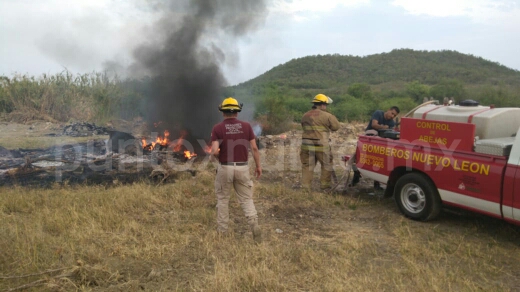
[300,94,340,191]
[362,106,400,190]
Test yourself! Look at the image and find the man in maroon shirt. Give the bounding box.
[210,97,262,243]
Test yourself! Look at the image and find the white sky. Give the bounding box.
[1,0,519,85]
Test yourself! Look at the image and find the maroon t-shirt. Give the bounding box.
[211,118,255,164]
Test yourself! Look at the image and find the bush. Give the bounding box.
[430,79,467,100]
[254,113,293,135]
[254,95,293,135]
[330,95,375,122]
[285,97,312,120]
[378,97,417,116]
[472,84,520,107]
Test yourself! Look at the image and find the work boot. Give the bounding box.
[349,170,361,187]
[251,223,262,244]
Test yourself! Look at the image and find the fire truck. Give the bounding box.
[354,100,520,225]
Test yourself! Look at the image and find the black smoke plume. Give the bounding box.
[129,0,267,153]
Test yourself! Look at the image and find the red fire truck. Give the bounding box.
[354,101,520,225]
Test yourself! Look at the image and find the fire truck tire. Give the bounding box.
[394,173,441,221]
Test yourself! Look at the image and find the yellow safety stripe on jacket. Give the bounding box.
[301,139,323,145]
[302,125,329,132]
[301,144,325,152]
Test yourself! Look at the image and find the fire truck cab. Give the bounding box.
[355,101,520,225]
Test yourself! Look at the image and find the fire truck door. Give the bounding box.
[509,136,520,221]
[511,166,520,221]
[513,163,520,221]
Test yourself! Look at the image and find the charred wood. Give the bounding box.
[0,140,198,187]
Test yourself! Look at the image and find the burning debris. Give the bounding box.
[106,123,203,159]
[142,130,170,152]
[140,129,200,160]
[0,136,202,187]
[0,125,204,186]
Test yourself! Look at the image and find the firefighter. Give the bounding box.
[300,94,340,190]
[209,97,262,243]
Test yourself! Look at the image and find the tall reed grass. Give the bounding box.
[0,72,146,123]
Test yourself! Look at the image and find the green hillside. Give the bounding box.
[225,49,520,133]
[241,49,520,88]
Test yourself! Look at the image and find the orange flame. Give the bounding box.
[184,150,197,159]
[158,130,170,146]
[142,130,170,150]
[172,130,187,152]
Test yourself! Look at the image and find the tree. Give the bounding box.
[347,83,372,99]
[406,81,430,102]
[430,79,467,100]
[254,87,293,135]
[331,95,374,122]
[474,84,518,107]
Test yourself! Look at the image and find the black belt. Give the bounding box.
[220,162,248,166]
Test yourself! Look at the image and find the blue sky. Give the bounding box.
[1,0,519,85]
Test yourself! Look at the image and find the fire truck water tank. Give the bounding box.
[412,104,520,139]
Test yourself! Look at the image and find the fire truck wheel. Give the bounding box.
[394,173,441,221]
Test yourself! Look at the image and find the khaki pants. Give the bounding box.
[300,146,333,189]
[214,164,258,232]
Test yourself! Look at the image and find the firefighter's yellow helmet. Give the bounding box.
[312,94,333,104]
[219,97,243,112]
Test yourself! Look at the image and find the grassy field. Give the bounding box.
[1,166,520,291]
[1,121,520,291]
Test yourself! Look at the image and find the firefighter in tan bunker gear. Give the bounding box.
[300,94,340,190]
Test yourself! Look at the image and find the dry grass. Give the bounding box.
[1,167,520,291]
[0,122,107,149]
[0,136,104,150]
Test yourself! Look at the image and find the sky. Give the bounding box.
[1,0,519,86]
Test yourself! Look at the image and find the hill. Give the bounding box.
[239,49,520,89]
[225,49,520,133]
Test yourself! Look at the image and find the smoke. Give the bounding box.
[252,123,263,137]
[128,0,268,151]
